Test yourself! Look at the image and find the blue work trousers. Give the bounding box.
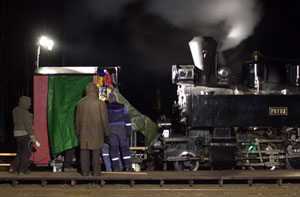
[101,143,123,171]
[109,125,132,171]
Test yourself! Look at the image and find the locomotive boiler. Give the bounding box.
[154,36,300,171]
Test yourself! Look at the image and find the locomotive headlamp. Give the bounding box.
[217,66,231,80]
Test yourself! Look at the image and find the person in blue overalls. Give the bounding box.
[101,142,123,171]
[107,93,134,172]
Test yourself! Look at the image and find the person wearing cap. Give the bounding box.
[75,82,110,176]
[107,93,134,171]
[9,96,36,175]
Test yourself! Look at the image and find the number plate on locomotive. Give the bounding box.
[269,107,288,116]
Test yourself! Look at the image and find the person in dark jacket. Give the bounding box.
[75,82,110,176]
[9,96,36,175]
[107,93,133,171]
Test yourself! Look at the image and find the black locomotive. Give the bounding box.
[153,37,300,171]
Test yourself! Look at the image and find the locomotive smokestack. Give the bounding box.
[189,37,204,70]
[189,36,218,85]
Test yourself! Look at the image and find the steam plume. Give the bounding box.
[146,0,262,51]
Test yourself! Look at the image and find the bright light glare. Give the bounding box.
[47,40,54,50]
[38,36,54,50]
[228,27,240,38]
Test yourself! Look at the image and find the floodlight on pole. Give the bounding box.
[36,36,54,69]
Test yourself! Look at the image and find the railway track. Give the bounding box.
[1,170,300,187]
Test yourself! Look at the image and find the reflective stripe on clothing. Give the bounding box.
[110,121,125,126]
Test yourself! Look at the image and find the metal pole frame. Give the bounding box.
[36,44,40,69]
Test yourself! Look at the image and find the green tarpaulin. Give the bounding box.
[112,88,160,150]
[47,75,160,158]
[47,75,93,157]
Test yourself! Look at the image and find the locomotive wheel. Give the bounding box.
[286,143,300,169]
[174,151,199,171]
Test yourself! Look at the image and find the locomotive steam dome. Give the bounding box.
[242,50,267,89]
[286,64,300,86]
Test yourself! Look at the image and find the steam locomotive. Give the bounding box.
[152,37,300,171]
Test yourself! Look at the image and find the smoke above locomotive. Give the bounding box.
[146,0,262,51]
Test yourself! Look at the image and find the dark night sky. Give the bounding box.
[1,0,300,132]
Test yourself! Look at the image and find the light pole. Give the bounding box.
[36,36,54,69]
